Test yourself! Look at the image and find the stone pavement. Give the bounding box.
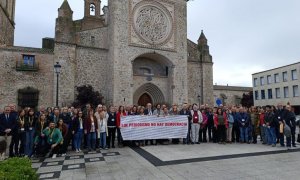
[32,142,300,180]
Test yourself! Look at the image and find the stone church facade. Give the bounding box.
[0,0,214,109]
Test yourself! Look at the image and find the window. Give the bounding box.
[267,75,272,84]
[282,71,288,82]
[16,55,38,71]
[292,69,298,80]
[268,89,273,99]
[91,36,95,45]
[284,86,289,98]
[253,78,258,87]
[293,85,299,97]
[260,77,264,86]
[261,90,265,99]
[18,87,39,108]
[255,91,259,100]
[274,73,280,83]
[275,88,280,98]
[23,55,35,67]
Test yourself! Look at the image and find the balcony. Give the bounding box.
[16,60,39,72]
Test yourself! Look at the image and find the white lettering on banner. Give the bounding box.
[120,115,188,140]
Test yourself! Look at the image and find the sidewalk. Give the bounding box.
[32,142,300,180]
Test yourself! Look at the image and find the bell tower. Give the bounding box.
[84,0,101,18]
[0,0,16,46]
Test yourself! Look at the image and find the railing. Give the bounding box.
[16,60,39,71]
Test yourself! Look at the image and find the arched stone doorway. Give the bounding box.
[132,53,173,105]
[133,83,165,106]
[138,93,153,107]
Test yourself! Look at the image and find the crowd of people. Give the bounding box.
[0,102,298,160]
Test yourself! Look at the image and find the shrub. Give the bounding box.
[0,157,38,180]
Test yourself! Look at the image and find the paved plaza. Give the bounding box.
[32,142,300,180]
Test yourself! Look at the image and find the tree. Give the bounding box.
[241,91,254,108]
[72,85,103,108]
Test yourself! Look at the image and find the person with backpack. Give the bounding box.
[283,120,291,150]
[265,105,278,147]
[284,105,296,147]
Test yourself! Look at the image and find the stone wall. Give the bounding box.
[76,27,108,49]
[202,62,214,106]
[213,85,253,106]
[0,47,54,109]
[53,43,76,106]
[187,62,201,104]
[75,47,109,104]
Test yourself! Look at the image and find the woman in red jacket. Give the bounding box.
[214,108,228,144]
[116,106,126,147]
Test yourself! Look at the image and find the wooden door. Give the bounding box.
[138,93,153,107]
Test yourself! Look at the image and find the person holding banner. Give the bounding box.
[170,105,180,144]
[180,103,192,145]
[129,105,138,115]
[153,104,162,116]
[116,106,126,147]
[190,104,203,144]
[144,103,154,146]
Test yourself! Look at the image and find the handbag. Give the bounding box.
[297,134,300,143]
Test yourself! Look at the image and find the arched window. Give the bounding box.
[90,3,96,16]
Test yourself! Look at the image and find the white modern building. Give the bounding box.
[252,62,300,113]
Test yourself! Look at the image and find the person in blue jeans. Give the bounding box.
[98,112,108,150]
[265,105,277,147]
[237,107,250,143]
[25,109,37,157]
[84,109,98,151]
[72,111,84,153]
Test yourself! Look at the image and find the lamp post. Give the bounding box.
[54,62,61,107]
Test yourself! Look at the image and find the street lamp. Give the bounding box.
[54,62,61,107]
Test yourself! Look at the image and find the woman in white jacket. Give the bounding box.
[190,104,203,144]
[98,112,108,150]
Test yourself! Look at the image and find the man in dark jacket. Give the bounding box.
[107,106,117,148]
[237,107,250,143]
[206,108,214,142]
[180,103,192,144]
[285,105,296,147]
[231,107,240,143]
[0,106,17,158]
[265,105,277,146]
[275,103,287,146]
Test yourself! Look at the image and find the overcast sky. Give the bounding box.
[14,0,300,87]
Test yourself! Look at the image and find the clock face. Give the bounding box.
[132,2,173,45]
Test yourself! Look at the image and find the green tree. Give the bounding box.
[241,91,254,108]
[72,85,103,108]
